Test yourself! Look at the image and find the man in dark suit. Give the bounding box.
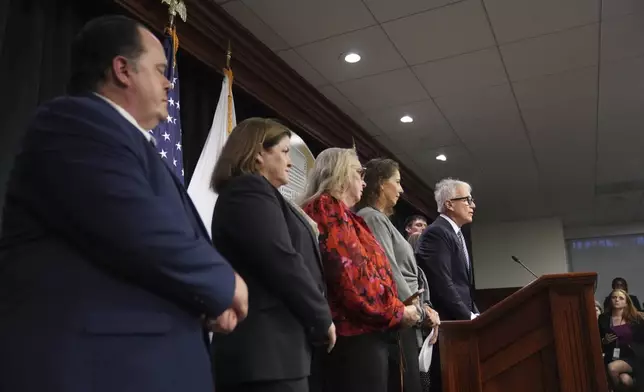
[415,178,478,392]
[0,15,247,392]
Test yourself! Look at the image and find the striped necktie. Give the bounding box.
[457,230,470,271]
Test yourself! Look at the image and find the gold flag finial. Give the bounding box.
[161,0,187,28]
[226,40,232,69]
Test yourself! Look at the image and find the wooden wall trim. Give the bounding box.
[114,0,436,215]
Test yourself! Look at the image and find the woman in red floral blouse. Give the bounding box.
[302,147,420,392]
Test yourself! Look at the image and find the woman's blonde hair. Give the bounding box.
[300,147,359,206]
[211,117,291,192]
[607,289,643,323]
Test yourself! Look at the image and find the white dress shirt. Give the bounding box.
[94,93,155,144]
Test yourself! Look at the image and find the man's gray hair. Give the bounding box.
[434,178,471,214]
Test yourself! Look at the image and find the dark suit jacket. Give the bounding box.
[0,95,235,392]
[598,313,644,365]
[210,174,332,385]
[415,216,477,321]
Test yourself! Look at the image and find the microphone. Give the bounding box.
[511,255,539,279]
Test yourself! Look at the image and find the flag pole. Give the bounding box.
[161,0,188,29]
[225,41,234,135]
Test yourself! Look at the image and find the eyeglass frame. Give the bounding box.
[450,196,475,206]
[356,166,366,179]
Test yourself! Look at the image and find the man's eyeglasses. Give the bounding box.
[450,196,475,206]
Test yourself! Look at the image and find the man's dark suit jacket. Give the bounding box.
[0,94,235,392]
[210,174,332,386]
[415,216,477,321]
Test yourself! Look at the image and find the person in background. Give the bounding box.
[598,289,644,390]
[355,158,439,392]
[415,178,478,392]
[302,148,421,392]
[405,215,428,238]
[604,277,642,312]
[209,118,335,392]
[0,15,247,392]
[596,300,604,319]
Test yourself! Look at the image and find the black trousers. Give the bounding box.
[388,328,423,392]
[429,341,442,392]
[321,331,390,392]
[218,378,308,392]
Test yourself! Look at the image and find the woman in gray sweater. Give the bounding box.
[356,158,439,392]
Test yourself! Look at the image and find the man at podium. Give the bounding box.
[415,178,479,392]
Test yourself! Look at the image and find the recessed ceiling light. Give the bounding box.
[400,115,413,123]
[344,52,361,63]
[436,154,447,161]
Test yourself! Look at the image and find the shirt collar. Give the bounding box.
[94,93,156,145]
[440,214,461,234]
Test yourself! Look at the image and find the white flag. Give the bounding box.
[187,70,236,238]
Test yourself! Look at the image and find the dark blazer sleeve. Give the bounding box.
[218,175,332,340]
[597,314,615,356]
[15,104,235,318]
[416,226,471,320]
[631,295,642,311]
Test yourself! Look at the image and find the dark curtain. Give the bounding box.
[0,0,120,212]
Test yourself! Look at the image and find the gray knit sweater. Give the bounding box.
[357,206,419,301]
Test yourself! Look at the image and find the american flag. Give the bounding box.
[150,27,184,184]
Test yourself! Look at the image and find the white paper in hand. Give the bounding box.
[418,329,435,372]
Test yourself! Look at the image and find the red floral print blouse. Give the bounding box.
[303,193,405,336]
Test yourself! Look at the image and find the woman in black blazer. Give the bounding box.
[598,288,644,390]
[208,118,334,392]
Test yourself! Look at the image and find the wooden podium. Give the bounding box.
[439,272,607,392]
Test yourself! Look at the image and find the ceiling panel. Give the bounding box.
[601,0,644,20]
[593,192,644,225]
[222,1,289,51]
[435,83,525,146]
[365,0,462,23]
[295,26,406,83]
[600,12,644,64]
[514,68,597,157]
[242,0,375,47]
[597,56,644,185]
[513,69,597,200]
[413,48,507,98]
[388,132,446,155]
[335,68,429,111]
[521,98,596,161]
[318,85,363,119]
[468,135,537,177]
[373,134,403,153]
[414,144,478,181]
[500,24,598,82]
[367,100,458,148]
[483,0,600,44]
[353,116,384,137]
[382,0,495,65]
[596,128,644,185]
[277,49,329,87]
[598,55,644,128]
[513,66,598,109]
